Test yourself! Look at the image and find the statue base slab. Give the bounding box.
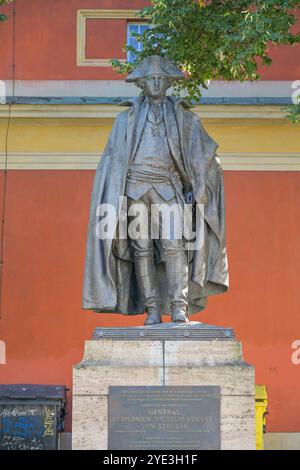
[72,322,255,450]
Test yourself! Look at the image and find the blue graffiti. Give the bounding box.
[2,416,44,439]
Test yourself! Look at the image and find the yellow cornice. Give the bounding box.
[0,104,296,126]
[1,152,300,171]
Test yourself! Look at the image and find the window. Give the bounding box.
[127,23,149,62]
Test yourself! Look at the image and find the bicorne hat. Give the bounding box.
[126,55,185,82]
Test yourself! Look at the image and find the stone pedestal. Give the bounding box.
[72,322,255,450]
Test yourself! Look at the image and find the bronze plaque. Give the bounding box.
[108,386,220,450]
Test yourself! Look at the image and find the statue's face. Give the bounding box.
[140,74,171,98]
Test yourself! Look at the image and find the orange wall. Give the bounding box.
[0,0,150,80]
[0,0,299,81]
[0,170,300,432]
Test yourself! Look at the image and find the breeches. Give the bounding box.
[127,188,188,313]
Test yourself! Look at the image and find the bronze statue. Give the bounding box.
[82,56,228,325]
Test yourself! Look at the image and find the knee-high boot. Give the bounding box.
[164,247,189,322]
[133,253,162,325]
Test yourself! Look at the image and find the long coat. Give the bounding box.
[82,95,229,316]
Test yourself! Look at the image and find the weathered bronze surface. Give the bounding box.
[83,56,229,325]
[108,386,221,450]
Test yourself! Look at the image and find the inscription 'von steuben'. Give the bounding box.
[108,386,220,450]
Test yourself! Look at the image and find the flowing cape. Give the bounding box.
[82,96,229,315]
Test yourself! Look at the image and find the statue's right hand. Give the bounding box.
[184,191,195,204]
